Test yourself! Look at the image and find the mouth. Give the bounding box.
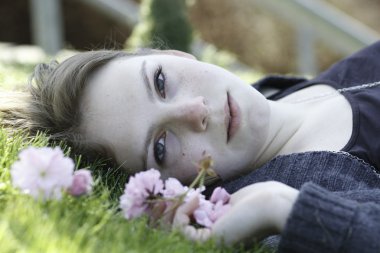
[225,92,241,142]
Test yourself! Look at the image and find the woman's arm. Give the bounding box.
[279,182,380,253]
[174,181,380,253]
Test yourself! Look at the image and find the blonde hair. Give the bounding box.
[1,50,130,160]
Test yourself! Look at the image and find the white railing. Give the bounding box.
[29,0,138,55]
[30,0,64,55]
[79,0,139,27]
[251,0,380,74]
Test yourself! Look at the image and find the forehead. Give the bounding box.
[80,56,151,171]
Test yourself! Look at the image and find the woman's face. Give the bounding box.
[80,53,270,183]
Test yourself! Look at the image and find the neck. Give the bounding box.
[253,100,308,168]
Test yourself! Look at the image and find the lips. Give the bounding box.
[225,92,241,142]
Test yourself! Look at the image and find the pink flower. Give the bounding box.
[184,186,205,202]
[210,187,230,204]
[118,167,231,228]
[120,169,164,219]
[193,199,231,228]
[11,146,74,200]
[162,178,187,198]
[69,169,93,196]
[193,187,231,228]
[120,195,145,219]
[193,198,214,228]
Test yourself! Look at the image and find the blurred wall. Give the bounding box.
[189,0,380,74]
[0,0,131,50]
[189,0,297,73]
[0,0,31,45]
[326,0,380,30]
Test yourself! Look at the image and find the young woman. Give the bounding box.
[2,42,380,252]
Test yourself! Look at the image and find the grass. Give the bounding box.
[0,62,35,91]
[0,55,270,253]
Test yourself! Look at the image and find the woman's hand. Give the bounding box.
[212,181,299,245]
[173,181,299,245]
[172,194,212,241]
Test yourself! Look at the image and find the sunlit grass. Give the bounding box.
[0,62,34,91]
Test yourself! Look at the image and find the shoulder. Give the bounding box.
[252,41,380,99]
[279,181,380,253]
[222,151,380,194]
[313,41,380,88]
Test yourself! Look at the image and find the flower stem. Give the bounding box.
[189,168,206,189]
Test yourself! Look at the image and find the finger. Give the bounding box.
[230,181,288,203]
[171,195,212,242]
[183,225,212,242]
[173,195,199,228]
[212,194,271,245]
[230,182,271,203]
[181,195,200,215]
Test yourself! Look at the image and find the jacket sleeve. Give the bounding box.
[278,182,380,253]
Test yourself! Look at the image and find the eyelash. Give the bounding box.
[154,131,166,165]
[154,65,166,98]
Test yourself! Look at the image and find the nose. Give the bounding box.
[166,96,209,132]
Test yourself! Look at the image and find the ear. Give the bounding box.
[161,50,197,60]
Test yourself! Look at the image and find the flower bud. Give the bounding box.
[69,169,93,196]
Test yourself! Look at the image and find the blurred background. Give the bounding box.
[1,0,380,87]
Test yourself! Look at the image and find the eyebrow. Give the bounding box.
[141,60,154,101]
[141,60,155,170]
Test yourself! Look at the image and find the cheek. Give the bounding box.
[174,162,198,184]
[161,158,197,184]
[170,67,223,98]
[163,142,208,184]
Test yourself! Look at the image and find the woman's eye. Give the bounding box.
[154,131,166,165]
[154,66,166,98]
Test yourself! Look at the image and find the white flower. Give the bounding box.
[11,146,74,200]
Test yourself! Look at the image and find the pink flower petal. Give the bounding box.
[120,168,164,219]
[69,169,93,196]
[193,199,214,228]
[210,186,230,204]
[163,178,187,198]
[11,146,74,200]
